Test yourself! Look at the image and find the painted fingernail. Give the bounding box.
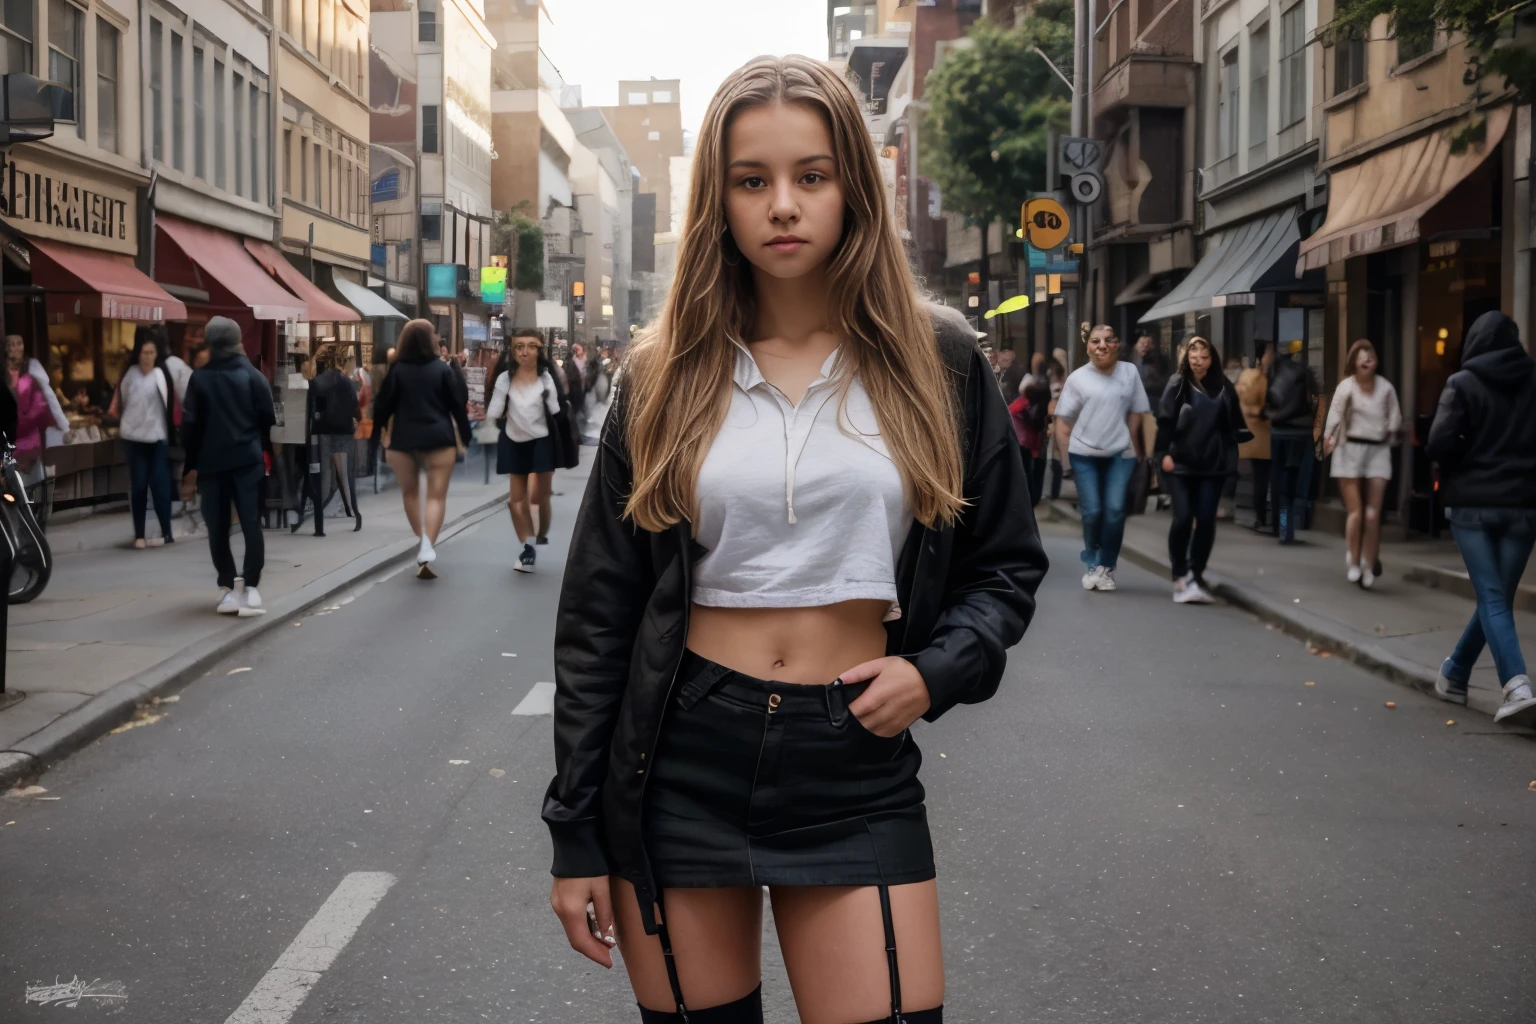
[604,935,617,945]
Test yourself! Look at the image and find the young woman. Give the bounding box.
[1236,344,1273,533]
[1324,339,1402,589]
[1154,337,1251,604]
[5,335,53,488]
[544,56,1045,1024]
[1044,354,1067,500]
[370,319,472,579]
[1053,325,1151,593]
[109,328,179,548]
[486,329,561,572]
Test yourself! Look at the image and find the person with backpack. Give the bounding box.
[1154,336,1251,603]
[486,329,568,572]
[109,326,180,548]
[1263,339,1319,544]
[1427,311,1536,725]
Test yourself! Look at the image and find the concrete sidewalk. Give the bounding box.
[1044,497,1536,725]
[2,458,518,784]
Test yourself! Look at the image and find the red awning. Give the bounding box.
[155,214,307,321]
[30,239,188,322]
[243,240,359,323]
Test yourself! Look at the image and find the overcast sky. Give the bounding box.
[540,0,829,134]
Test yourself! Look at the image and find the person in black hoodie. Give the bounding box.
[372,319,473,579]
[1264,339,1320,544]
[180,317,276,617]
[1155,336,1251,604]
[293,346,362,536]
[1427,311,1536,724]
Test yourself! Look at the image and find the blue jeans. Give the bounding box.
[1442,508,1536,687]
[123,439,173,541]
[1070,453,1136,571]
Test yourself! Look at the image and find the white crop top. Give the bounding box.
[691,339,911,615]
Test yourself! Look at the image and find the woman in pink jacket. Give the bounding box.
[5,335,52,481]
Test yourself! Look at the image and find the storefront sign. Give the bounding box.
[426,263,460,298]
[2,153,136,255]
[462,316,488,343]
[480,265,507,303]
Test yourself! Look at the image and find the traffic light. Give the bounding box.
[571,280,585,312]
[966,271,981,309]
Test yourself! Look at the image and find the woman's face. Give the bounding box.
[1086,329,1119,371]
[1354,349,1377,376]
[723,101,846,282]
[1187,343,1211,379]
[5,336,23,369]
[138,342,158,373]
[514,340,539,368]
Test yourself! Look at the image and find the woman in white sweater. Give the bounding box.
[485,329,562,573]
[1324,339,1402,589]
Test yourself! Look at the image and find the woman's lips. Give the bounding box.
[766,238,808,254]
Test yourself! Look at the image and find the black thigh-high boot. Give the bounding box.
[855,1009,944,1023]
[637,985,763,1023]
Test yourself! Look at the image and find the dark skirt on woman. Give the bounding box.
[496,432,556,475]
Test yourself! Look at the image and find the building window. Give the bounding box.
[1333,27,1366,94]
[1395,17,1435,65]
[149,19,163,161]
[418,0,436,42]
[0,0,34,77]
[314,141,322,207]
[47,0,82,127]
[300,136,308,201]
[1249,25,1269,149]
[95,18,118,152]
[192,46,205,178]
[1218,47,1239,158]
[1279,4,1306,126]
[283,128,292,195]
[420,213,441,241]
[232,70,244,197]
[249,80,260,202]
[170,32,184,169]
[647,130,659,141]
[213,59,225,188]
[652,90,671,103]
[627,91,647,104]
[422,103,438,153]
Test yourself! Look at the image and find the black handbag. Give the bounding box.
[543,384,581,470]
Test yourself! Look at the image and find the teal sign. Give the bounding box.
[426,263,459,299]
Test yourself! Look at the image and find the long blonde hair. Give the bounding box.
[621,54,964,533]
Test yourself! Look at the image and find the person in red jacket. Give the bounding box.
[5,335,52,484]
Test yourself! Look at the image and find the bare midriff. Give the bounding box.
[686,600,891,685]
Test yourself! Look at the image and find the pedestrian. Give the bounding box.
[998,347,1025,399]
[440,341,467,392]
[1236,344,1273,532]
[1264,339,1319,544]
[486,329,561,572]
[371,319,472,579]
[108,327,179,548]
[179,317,274,616]
[23,353,69,449]
[294,346,363,536]
[1131,333,1169,410]
[5,336,53,489]
[1045,354,1067,500]
[1427,311,1536,724]
[1154,336,1251,604]
[1008,382,1045,504]
[1020,355,1051,502]
[544,55,1045,1024]
[564,340,590,432]
[1323,339,1402,589]
[1054,324,1151,592]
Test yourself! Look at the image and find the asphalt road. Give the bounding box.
[2,482,1533,1023]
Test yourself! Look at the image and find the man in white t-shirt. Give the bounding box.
[1053,325,1151,592]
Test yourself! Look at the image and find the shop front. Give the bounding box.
[243,240,361,376]
[0,147,187,510]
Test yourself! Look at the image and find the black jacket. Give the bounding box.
[1154,371,1251,476]
[563,357,587,408]
[1426,311,1536,509]
[370,358,472,453]
[181,353,275,475]
[1264,355,1319,433]
[542,310,1048,933]
[308,368,359,436]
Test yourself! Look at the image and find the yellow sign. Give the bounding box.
[1021,198,1070,251]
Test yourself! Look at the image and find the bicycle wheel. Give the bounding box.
[4,469,51,604]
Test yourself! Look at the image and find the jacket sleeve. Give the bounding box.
[181,374,205,473]
[1324,379,1349,438]
[543,399,656,876]
[485,371,509,423]
[445,366,473,445]
[1227,382,1253,446]
[1426,378,1468,464]
[915,347,1048,721]
[370,368,397,445]
[250,367,277,432]
[1153,376,1181,457]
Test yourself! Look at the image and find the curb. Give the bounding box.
[1041,500,1515,723]
[0,493,510,789]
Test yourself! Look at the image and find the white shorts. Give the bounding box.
[1330,440,1393,480]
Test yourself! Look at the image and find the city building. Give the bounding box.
[599,79,682,250]
[367,0,424,338]
[564,107,631,350]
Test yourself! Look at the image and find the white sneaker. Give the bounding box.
[1360,568,1376,590]
[1433,670,1469,706]
[1493,675,1536,724]
[1185,577,1216,604]
[238,585,266,617]
[1081,569,1098,590]
[418,535,437,564]
[1173,573,1195,603]
[1093,566,1117,592]
[1347,562,1362,583]
[216,587,240,614]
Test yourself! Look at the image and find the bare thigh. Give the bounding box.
[611,878,763,1012]
[384,450,419,497]
[772,881,944,1024]
[421,448,456,497]
[1337,476,1362,514]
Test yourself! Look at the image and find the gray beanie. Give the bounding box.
[206,316,244,360]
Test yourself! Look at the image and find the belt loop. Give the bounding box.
[675,661,729,712]
[826,678,850,727]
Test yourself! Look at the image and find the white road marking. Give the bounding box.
[222,871,397,1024]
[512,682,556,716]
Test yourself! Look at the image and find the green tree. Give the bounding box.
[492,205,546,293]
[1332,1,1536,147]
[920,0,1074,230]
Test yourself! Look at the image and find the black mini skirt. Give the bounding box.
[496,432,555,475]
[642,650,935,890]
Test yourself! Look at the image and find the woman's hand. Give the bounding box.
[839,657,931,737]
[1324,436,1336,455]
[550,875,617,968]
[180,470,197,502]
[1161,455,1175,473]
